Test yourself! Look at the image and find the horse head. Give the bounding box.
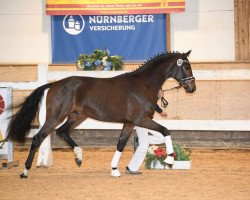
[170,50,196,93]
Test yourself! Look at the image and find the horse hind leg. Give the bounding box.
[56,113,87,167]
[20,119,57,178]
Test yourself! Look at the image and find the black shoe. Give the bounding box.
[125,166,142,175]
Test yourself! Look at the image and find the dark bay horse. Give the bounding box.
[7,51,196,178]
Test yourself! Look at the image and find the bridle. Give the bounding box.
[162,58,195,92]
[160,58,195,108]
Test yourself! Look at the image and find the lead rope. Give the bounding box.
[160,84,183,108]
[161,97,168,108]
[162,85,182,92]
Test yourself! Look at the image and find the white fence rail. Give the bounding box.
[3,64,250,131]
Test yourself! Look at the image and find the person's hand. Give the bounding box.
[160,111,168,117]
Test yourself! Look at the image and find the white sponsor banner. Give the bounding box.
[0,87,13,161]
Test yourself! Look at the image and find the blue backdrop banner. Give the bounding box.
[51,14,166,63]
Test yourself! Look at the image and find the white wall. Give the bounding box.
[0,0,234,64]
[0,0,51,64]
[171,0,235,61]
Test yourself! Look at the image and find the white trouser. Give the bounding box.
[128,127,166,171]
[128,127,173,171]
[127,127,149,171]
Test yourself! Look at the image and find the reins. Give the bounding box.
[160,76,195,108]
[162,76,195,92]
[160,86,179,108]
[162,85,182,92]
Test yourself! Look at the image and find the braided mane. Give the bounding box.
[123,51,181,76]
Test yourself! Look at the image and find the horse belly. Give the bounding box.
[82,92,131,122]
[83,100,130,123]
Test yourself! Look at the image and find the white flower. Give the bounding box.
[77,60,84,69]
[102,56,107,66]
[147,145,158,155]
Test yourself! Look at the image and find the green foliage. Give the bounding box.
[106,56,123,70]
[76,49,123,71]
[173,143,191,161]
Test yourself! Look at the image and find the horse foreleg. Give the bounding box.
[56,114,87,167]
[137,118,174,167]
[111,123,134,177]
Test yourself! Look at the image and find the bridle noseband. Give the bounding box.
[179,76,195,87]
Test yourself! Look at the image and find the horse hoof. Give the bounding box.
[164,156,174,165]
[111,169,121,177]
[165,164,173,169]
[75,158,82,167]
[20,173,28,179]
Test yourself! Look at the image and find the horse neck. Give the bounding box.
[138,59,173,95]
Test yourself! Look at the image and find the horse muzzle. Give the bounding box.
[184,85,196,93]
[181,77,196,93]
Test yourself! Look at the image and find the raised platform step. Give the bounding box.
[15,130,250,149]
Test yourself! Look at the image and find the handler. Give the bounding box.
[125,89,169,174]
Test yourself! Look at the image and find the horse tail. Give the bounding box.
[7,83,53,143]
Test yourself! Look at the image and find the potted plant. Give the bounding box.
[145,143,192,170]
[76,48,123,71]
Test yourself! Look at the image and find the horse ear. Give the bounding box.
[184,50,192,57]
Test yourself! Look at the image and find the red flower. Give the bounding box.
[173,152,177,158]
[0,95,5,116]
[154,147,167,158]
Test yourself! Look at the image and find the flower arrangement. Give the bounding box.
[76,49,123,71]
[145,143,191,169]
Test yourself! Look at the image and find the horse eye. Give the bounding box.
[184,64,190,69]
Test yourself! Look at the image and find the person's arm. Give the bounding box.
[156,105,168,116]
[156,89,168,116]
[156,104,163,113]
